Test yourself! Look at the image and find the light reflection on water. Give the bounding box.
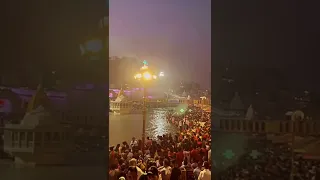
[109,108,178,146]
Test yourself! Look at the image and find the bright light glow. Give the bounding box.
[143,72,152,80]
[134,73,142,79]
[200,96,207,100]
[141,65,148,70]
[153,75,157,79]
[159,72,164,77]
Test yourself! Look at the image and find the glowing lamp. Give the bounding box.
[143,72,152,80]
[153,75,157,79]
[134,73,142,79]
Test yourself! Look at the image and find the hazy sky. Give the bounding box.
[110,0,211,88]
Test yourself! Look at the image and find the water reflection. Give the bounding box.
[109,108,177,146]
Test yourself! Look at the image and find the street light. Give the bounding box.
[134,61,157,154]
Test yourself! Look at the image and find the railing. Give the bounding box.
[216,119,320,135]
[131,98,211,105]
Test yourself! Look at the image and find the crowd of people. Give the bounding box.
[109,105,212,180]
[109,103,320,179]
[217,139,320,180]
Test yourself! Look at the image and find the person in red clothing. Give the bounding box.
[179,134,184,141]
[176,147,184,167]
[200,145,208,161]
[189,121,193,127]
[109,146,116,164]
[194,134,198,142]
[168,149,173,158]
[146,137,152,147]
[190,146,199,163]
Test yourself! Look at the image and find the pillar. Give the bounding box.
[18,131,21,148]
[41,132,44,147]
[32,132,35,149]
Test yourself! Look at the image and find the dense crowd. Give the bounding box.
[109,105,212,180]
[217,140,320,180]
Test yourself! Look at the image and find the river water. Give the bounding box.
[0,108,178,180]
[109,108,178,146]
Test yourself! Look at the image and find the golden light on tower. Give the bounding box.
[134,73,142,79]
[142,72,152,80]
[141,65,148,70]
[133,60,158,155]
[134,60,157,81]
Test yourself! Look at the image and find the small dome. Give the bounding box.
[20,106,57,128]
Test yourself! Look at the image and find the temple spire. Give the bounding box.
[26,83,50,113]
[117,87,124,99]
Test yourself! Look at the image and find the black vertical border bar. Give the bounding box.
[210,0,214,178]
[105,0,110,177]
[211,0,297,178]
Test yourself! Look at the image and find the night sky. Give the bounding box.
[110,0,211,88]
[110,0,318,92]
[212,1,318,93]
[2,0,106,81]
[2,0,319,92]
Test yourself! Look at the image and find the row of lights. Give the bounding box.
[134,72,157,81]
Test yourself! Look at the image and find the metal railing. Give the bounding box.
[216,119,320,135]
